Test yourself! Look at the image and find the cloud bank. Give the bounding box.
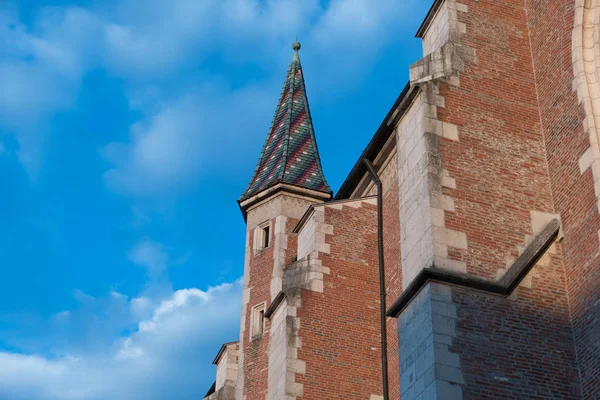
[0,280,242,400]
[0,0,418,189]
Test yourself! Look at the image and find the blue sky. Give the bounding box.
[0,1,429,398]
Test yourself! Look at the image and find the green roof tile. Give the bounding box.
[240,42,331,201]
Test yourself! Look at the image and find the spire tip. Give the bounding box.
[292,41,301,52]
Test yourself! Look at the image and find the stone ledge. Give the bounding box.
[410,42,475,86]
[388,219,561,317]
[203,382,236,400]
[282,256,328,293]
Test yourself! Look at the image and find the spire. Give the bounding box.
[240,42,331,202]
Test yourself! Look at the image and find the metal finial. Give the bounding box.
[292,41,301,51]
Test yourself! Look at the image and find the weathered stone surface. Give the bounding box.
[398,283,463,400]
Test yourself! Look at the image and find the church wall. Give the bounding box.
[229,0,600,397]
[383,162,401,400]
[215,344,238,392]
[365,145,403,400]
[422,0,451,56]
[241,224,273,400]
[351,130,402,400]
[239,193,314,400]
[297,213,318,260]
[391,0,583,397]
[267,300,287,400]
[293,200,384,399]
[432,0,582,397]
[451,252,581,399]
[395,93,436,288]
[433,0,554,280]
[526,0,600,396]
[348,107,402,399]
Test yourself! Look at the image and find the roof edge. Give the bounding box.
[212,341,239,365]
[387,219,561,317]
[238,182,332,221]
[204,381,216,398]
[264,291,286,319]
[415,0,445,38]
[292,195,377,234]
[335,82,418,200]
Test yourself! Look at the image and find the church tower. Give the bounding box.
[203,1,600,398]
[236,42,332,400]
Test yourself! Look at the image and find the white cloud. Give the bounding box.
[0,280,242,400]
[102,96,206,196]
[102,81,275,197]
[98,0,422,198]
[0,6,103,174]
[102,0,321,78]
[0,0,423,180]
[127,238,168,278]
[130,296,153,318]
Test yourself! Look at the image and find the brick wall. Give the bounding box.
[241,215,302,400]
[375,0,589,397]
[435,0,583,396]
[436,0,554,279]
[242,224,274,400]
[239,192,316,399]
[525,1,600,397]
[452,250,581,399]
[383,158,402,400]
[295,201,384,399]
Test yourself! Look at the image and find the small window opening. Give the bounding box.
[262,225,270,248]
[251,303,266,339]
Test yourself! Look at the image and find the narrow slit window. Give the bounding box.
[259,310,265,329]
[263,225,270,248]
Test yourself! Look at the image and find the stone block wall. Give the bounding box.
[398,283,463,400]
[422,0,451,56]
[396,92,435,288]
[267,299,288,400]
[216,343,239,392]
[205,384,236,400]
[297,213,317,260]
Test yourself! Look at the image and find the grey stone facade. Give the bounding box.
[398,283,463,400]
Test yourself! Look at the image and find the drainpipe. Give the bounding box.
[362,158,389,400]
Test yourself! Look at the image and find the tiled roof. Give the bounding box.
[240,42,331,201]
